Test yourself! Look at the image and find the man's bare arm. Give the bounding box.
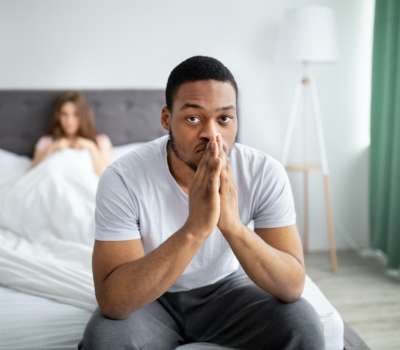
[94,136,223,320]
[94,225,206,320]
[31,139,70,167]
[223,224,305,303]
[214,134,304,303]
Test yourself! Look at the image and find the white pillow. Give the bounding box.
[0,149,31,187]
[111,142,144,162]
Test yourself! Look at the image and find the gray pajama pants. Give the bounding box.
[78,268,325,350]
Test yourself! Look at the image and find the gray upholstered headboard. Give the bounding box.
[0,90,168,157]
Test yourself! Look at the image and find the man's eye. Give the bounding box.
[186,116,201,124]
[219,116,232,124]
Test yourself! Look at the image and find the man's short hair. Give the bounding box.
[165,56,238,112]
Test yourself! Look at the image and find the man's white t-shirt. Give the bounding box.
[95,135,296,292]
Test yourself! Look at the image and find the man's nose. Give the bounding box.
[199,121,219,143]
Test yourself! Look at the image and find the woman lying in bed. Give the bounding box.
[31,91,112,176]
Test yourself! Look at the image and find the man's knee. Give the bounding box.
[275,297,325,350]
[78,308,138,350]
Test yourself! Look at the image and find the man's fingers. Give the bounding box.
[216,134,228,169]
[219,167,228,193]
[197,140,212,171]
[209,138,223,177]
[193,136,224,183]
[216,134,223,155]
[197,137,217,172]
[209,156,222,193]
[208,142,223,183]
[193,139,214,186]
[212,137,219,160]
[195,138,221,191]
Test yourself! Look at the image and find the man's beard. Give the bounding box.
[168,130,199,172]
[168,130,232,172]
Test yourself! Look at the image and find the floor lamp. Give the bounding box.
[278,5,338,272]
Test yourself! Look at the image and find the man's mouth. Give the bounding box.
[196,145,207,153]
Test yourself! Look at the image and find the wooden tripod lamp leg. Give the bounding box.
[303,169,309,253]
[282,81,303,165]
[309,77,338,272]
[323,174,338,272]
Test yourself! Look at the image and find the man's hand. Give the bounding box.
[185,136,223,239]
[215,134,242,237]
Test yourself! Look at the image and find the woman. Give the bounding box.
[32,91,112,176]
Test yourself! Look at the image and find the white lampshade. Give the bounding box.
[277,5,338,63]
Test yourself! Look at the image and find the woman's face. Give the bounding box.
[59,102,80,137]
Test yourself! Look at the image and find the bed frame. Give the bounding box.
[0,89,167,157]
[0,89,369,350]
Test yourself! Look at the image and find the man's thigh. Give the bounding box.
[78,300,184,350]
[183,270,324,350]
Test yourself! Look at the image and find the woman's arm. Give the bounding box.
[31,148,50,167]
[31,138,70,168]
[73,137,112,176]
[88,145,109,176]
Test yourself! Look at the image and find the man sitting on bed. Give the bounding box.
[79,56,325,350]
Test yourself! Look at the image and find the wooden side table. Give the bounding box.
[285,163,338,272]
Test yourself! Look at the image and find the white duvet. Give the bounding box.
[0,149,98,311]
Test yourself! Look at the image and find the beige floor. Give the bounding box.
[305,250,400,350]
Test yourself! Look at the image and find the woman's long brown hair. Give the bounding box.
[48,91,97,143]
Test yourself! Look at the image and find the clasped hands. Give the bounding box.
[185,134,242,239]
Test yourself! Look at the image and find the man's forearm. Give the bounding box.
[223,225,305,303]
[101,225,206,319]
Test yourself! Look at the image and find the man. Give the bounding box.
[79,56,325,349]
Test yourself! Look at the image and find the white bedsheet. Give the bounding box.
[0,286,92,350]
[0,150,98,310]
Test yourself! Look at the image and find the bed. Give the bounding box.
[0,89,352,350]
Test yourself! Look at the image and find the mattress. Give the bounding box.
[0,274,344,350]
[301,275,344,350]
[0,286,92,350]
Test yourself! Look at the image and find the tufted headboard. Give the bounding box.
[0,89,168,157]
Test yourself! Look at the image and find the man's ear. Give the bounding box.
[161,106,171,131]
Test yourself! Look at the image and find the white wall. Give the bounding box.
[0,0,374,251]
